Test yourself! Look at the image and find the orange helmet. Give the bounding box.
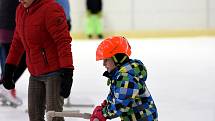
[96,36,131,61]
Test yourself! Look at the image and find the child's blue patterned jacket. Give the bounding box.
[102,59,158,121]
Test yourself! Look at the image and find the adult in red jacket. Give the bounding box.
[0,0,74,120]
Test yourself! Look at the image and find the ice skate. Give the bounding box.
[0,86,23,108]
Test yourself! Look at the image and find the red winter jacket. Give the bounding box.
[6,0,73,76]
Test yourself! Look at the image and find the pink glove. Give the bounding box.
[101,100,107,107]
[90,106,106,121]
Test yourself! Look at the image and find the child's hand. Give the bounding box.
[90,106,106,121]
[101,100,107,107]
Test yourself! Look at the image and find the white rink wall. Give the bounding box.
[70,0,215,32]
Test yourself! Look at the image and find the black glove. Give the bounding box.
[1,64,16,90]
[60,68,73,98]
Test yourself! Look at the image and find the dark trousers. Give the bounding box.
[28,72,64,121]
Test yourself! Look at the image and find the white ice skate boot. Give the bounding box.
[0,85,23,108]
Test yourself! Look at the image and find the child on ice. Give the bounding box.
[91,36,158,121]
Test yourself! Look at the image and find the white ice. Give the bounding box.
[0,37,215,121]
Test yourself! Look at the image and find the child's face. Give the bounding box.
[103,58,116,73]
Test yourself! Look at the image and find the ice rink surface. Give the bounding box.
[0,37,215,121]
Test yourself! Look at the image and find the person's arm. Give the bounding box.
[102,73,141,119]
[2,14,24,89]
[45,3,73,69]
[6,27,25,66]
[45,3,73,98]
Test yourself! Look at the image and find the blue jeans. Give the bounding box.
[0,43,10,72]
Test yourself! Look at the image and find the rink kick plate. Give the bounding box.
[64,97,95,108]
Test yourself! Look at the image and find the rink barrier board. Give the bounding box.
[70,29,215,39]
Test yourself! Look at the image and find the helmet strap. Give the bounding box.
[112,56,118,63]
[112,55,128,65]
[120,56,128,63]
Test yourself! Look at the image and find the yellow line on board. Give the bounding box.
[71,29,215,40]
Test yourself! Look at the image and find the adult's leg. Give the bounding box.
[28,76,46,121]
[94,13,103,39]
[85,13,94,38]
[46,75,64,121]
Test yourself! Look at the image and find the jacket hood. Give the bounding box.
[118,59,147,81]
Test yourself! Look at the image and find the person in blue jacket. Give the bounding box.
[90,36,158,121]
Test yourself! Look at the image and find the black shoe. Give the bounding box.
[98,34,103,39]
